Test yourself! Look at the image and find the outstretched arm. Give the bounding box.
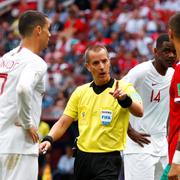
[127,99,143,117]
[39,114,74,154]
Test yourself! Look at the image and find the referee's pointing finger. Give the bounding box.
[109,80,119,96]
[115,80,119,91]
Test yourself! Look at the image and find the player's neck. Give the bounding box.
[175,45,180,60]
[94,76,111,86]
[20,38,41,55]
[152,61,167,76]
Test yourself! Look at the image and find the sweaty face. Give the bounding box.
[156,41,177,68]
[40,18,51,50]
[86,49,111,86]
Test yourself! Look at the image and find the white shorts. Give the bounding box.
[0,154,38,180]
[124,153,167,180]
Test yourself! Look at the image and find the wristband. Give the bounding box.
[118,95,132,108]
[172,150,180,164]
[42,135,53,146]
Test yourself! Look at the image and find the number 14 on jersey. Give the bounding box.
[150,90,160,102]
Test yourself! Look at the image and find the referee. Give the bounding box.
[40,45,143,180]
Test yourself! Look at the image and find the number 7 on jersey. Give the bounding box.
[0,73,8,95]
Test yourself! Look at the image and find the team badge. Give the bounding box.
[177,83,180,96]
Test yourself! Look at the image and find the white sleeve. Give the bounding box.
[16,61,47,129]
[122,64,146,87]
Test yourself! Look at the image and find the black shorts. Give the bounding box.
[74,149,122,180]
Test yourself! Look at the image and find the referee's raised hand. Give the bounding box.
[109,80,127,100]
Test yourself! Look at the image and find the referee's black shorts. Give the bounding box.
[74,148,122,180]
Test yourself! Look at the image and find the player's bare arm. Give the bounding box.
[127,123,151,147]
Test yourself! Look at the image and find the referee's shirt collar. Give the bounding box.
[90,78,114,94]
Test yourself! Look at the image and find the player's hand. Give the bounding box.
[109,80,127,100]
[168,163,180,180]
[39,141,51,154]
[128,126,151,147]
[26,126,39,143]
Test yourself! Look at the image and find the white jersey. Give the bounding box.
[123,60,174,156]
[0,46,47,155]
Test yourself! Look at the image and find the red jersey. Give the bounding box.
[168,62,180,164]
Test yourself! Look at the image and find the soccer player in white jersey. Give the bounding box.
[123,34,177,180]
[0,11,51,180]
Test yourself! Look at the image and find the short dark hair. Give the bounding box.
[156,33,169,49]
[168,12,180,39]
[18,10,47,37]
[84,45,109,64]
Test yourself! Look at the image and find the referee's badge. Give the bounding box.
[101,110,112,126]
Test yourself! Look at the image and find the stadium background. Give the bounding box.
[0,0,179,179]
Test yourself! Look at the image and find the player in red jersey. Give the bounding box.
[161,12,180,180]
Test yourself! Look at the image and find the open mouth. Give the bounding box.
[99,72,106,76]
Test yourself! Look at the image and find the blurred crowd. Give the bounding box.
[0,0,179,122]
[0,0,179,121]
[0,0,180,178]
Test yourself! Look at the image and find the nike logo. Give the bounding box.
[152,83,157,86]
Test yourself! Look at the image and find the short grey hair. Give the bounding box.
[84,45,109,64]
